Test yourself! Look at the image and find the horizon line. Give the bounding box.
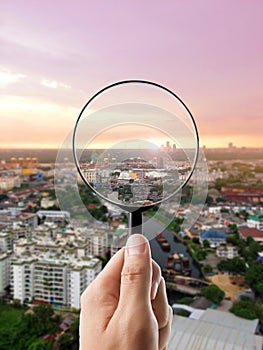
[0,146,263,151]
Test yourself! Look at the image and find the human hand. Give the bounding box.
[80,234,173,350]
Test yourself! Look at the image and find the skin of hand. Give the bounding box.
[80,234,173,350]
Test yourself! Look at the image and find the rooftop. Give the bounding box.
[169,309,262,350]
[200,229,226,240]
[239,227,263,238]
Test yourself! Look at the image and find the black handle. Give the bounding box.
[128,209,143,235]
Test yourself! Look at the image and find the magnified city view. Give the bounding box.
[78,144,193,207]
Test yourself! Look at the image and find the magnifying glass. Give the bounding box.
[72,80,199,236]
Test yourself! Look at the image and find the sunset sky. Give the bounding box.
[1,1,262,149]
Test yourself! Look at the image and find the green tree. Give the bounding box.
[28,338,51,350]
[217,259,229,272]
[202,239,210,249]
[195,249,207,261]
[202,264,213,274]
[226,234,240,246]
[246,236,254,246]
[200,284,225,304]
[177,297,194,305]
[32,304,55,335]
[58,333,72,350]
[215,178,226,191]
[245,263,263,290]
[69,317,79,344]
[176,309,189,317]
[230,257,246,275]
[230,297,263,322]
[255,282,263,297]
[192,237,200,245]
[217,257,246,275]
[217,197,226,203]
[247,240,262,258]
[228,223,238,235]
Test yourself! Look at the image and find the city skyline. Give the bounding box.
[1,1,263,149]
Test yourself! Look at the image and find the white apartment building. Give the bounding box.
[0,251,12,296]
[68,257,101,309]
[83,169,97,184]
[12,256,35,302]
[90,229,108,257]
[216,244,239,259]
[8,222,105,307]
[11,254,102,308]
[0,231,13,251]
[34,259,68,305]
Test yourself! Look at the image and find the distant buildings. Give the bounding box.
[221,186,263,204]
[0,209,38,231]
[40,197,57,209]
[161,141,177,153]
[0,176,21,191]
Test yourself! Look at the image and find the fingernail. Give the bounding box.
[126,234,147,256]
[151,281,158,300]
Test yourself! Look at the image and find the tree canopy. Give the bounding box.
[217,257,246,275]
[200,284,225,304]
[230,297,263,322]
[245,263,263,298]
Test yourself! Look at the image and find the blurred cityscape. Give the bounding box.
[0,145,263,349]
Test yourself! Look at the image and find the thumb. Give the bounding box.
[118,234,152,308]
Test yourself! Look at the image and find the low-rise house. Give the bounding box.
[239,227,263,243]
[199,229,227,248]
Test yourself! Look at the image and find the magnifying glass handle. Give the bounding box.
[128,209,143,235]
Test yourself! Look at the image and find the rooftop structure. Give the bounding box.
[221,186,263,204]
[239,227,263,243]
[199,229,226,248]
[36,210,70,221]
[247,215,263,230]
[169,309,262,350]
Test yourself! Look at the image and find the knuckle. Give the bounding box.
[121,263,147,282]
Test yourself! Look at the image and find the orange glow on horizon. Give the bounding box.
[1,134,263,151]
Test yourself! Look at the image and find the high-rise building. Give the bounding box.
[10,223,104,308]
[11,253,101,308]
[68,259,102,309]
[90,229,108,257]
